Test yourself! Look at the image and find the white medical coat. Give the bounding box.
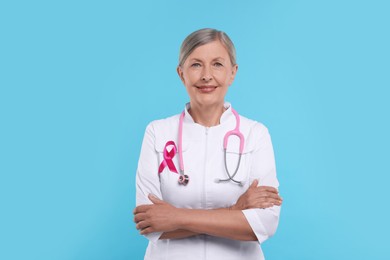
[136,102,280,260]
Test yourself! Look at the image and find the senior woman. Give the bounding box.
[134,28,282,260]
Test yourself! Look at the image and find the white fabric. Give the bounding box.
[136,102,280,260]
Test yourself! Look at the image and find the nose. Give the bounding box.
[201,66,213,82]
[202,75,212,81]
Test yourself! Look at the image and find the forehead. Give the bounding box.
[187,40,230,60]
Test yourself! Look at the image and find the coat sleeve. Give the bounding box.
[241,123,281,244]
[135,122,163,242]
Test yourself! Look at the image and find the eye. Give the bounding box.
[191,63,201,68]
[214,62,223,67]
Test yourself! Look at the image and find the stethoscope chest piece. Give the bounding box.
[178,173,189,185]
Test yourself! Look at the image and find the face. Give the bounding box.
[177,40,238,108]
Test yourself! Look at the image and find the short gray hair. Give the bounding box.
[178,28,237,67]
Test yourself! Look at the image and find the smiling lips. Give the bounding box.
[196,85,217,93]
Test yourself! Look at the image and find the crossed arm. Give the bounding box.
[133,180,282,241]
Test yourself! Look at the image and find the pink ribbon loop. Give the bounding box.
[158,141,178,174]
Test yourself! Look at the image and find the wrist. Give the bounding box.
[229,204,239,211]
[175,208,188,230]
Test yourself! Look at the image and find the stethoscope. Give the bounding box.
[177,108,245,186]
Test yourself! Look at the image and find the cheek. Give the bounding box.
[216,71,232,85]
[184,71,200,83]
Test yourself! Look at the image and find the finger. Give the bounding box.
[262,192,282,200]
[260,194,282,203]
[136,220,150,230]
[259,186,279,193]
[140,226,154,235]
[247,197,282,208]
[133,205,152,214]
[249,179,259,189]
[133,213,148,223]
[250,200,275,209]
[255,186,279,193]
[260,203,274,209]
[148,194,163,204]
[250,190,281,200]
[263,198,282,205]
[256,198,282,207]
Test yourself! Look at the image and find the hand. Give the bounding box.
[133,194,179,235]
[231,180,283,210]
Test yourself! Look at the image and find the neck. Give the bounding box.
[188,102,226,127]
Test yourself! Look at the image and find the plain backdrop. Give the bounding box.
[1,0,389,259]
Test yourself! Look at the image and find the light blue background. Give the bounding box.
[1,0,389,259]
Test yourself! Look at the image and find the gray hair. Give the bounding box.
[178,28,237,67]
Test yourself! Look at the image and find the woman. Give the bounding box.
[134,28,282,260]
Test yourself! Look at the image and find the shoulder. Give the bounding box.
[143,114,181,149]
[145,113,180,133]
[239,114,270,137]
[238,114,272,151]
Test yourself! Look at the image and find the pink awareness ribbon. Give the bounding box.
[158,141,178,174]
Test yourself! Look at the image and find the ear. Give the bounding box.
[229,64,238,86]
[177,66,185,84]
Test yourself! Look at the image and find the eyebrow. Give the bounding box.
[189,57,226,62]
[189,58,203,63]
[213,57,226,62]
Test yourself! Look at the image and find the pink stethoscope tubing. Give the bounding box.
[177,108,245,186]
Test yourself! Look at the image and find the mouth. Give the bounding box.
[195,85,217,93]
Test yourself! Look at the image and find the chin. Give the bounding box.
[193,97,224,107]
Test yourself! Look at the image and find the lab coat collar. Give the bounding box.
[183,102,234,125]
